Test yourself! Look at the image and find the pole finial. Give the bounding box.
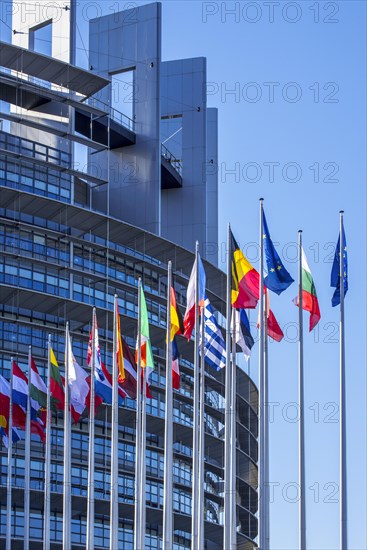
[298,229,303,234]
[259,197,264,202]
[340,210,344,214]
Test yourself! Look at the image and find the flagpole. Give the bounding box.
[230,316,237,550]
[110,296,119,550]
[259,198,265,549]
[339,211,347,549]
[163,262,173,550]
[264,291,270,550]
[298,230,306,550]
[224,224,232,547]
[6,358,14,550]
[134,281,142,550]
[23,346,32,550]
[43,335,52,550]
[63,323,71,550]
[139,282,147,550]
[191,241,200,550]
[198,305,206,550]
[87,308,96,550]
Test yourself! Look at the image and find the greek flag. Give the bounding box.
[200,296,226,371]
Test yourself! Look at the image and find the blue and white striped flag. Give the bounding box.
[200,296,226,371]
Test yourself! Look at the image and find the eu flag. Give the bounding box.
[263,210,294,294]
[331,222,348,306]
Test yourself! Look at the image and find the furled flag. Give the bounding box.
[183,254,206,340]
[293,248,321,331]
[230,230,260,309]
[136,284,155,385]
[121,336,151,399]
[263,209,294,294]
[233,309,254,360]
[87,316,126,406]
[170,283,184,390]
[11,361,46,441]
[257,290,284,342]
[0,374,21,447]
[65,327,90,422]
[200,296,226,371]
[50,347,65,411]
[115,300,125,383]
[330,221,348,306]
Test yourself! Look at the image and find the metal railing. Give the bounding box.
[86,97,135,133]
[161,143,182,177]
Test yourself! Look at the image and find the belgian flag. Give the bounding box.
[230,230,260,309]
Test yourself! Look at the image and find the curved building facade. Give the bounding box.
[0,1,258,548]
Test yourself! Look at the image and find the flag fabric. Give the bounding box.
[30,357,47,424]
[183,254,206,340]
[262,210,294,294]
[11,362,46,441]
[293,248,321,331]
[331,222,348,306]
[257,291,284,342]
[233,309,254,360]
[50,347,65,411]
[65,331,89,422]
[115,300,125,383]
[200,296,226,371]
[0,374,21,447]
[170,283,184,390]
[230,230,260,309]
[137,285,155,383]
[121,336,152,399]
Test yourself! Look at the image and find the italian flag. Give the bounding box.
[294,248,321,331]
[136,285,155,384]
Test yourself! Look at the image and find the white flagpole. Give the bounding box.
[224,224,232,548]
[134,281,142,550]
[298,231,306,550]
[163,262,173,550]
[6,358,14,550]
[63,323,71,550]
[339,211,347,549]
[191,241,200,550]
[87,308,96,550]
[259,198,265,549]
[198,305,205,549]
[110,296,119,550]
[43,335,52,550]
[264,291,270,550]
[139,282,147,550]
[230,315,237,550]
[24,346,32,550]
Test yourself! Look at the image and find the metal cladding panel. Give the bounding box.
[160,58,208,259]
[206,108,219,265]
[89,3,162,236]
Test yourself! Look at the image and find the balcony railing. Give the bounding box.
[161,143,182,177]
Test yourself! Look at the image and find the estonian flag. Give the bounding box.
[263,210,294,294]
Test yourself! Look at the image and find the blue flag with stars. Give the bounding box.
[263,210,294,294]
[331,222,348,306]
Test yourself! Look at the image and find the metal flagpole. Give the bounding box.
[339,211,347,550]
[224,224,232,548]
[198,306,205,549]
[163,262,173,549]
[6,358,14,550]
[63,323,71,550]
[230,316,237,550]
[298,231,306,550]
[43,335,52,550]
[259,199,265,549]
[24,346,32,550]
[110,296,119,550]
[87,309,96,550]
[191,242,200,550]
[264,291,270,550]
[134,281,142,550]
[140,284,147,550]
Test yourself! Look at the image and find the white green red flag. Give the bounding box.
[294,247,321,331]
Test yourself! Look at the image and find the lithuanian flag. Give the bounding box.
[230,230,260,309]
[294,248,321,331]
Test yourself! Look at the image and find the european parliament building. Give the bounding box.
[0,1,258,548]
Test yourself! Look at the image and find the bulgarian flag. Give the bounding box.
[50,347,65,411]
[136,284,155,384]
[294,248,321,331]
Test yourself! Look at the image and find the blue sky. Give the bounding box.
[1,1,366,548]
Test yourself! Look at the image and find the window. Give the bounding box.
[29,20,52,56]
